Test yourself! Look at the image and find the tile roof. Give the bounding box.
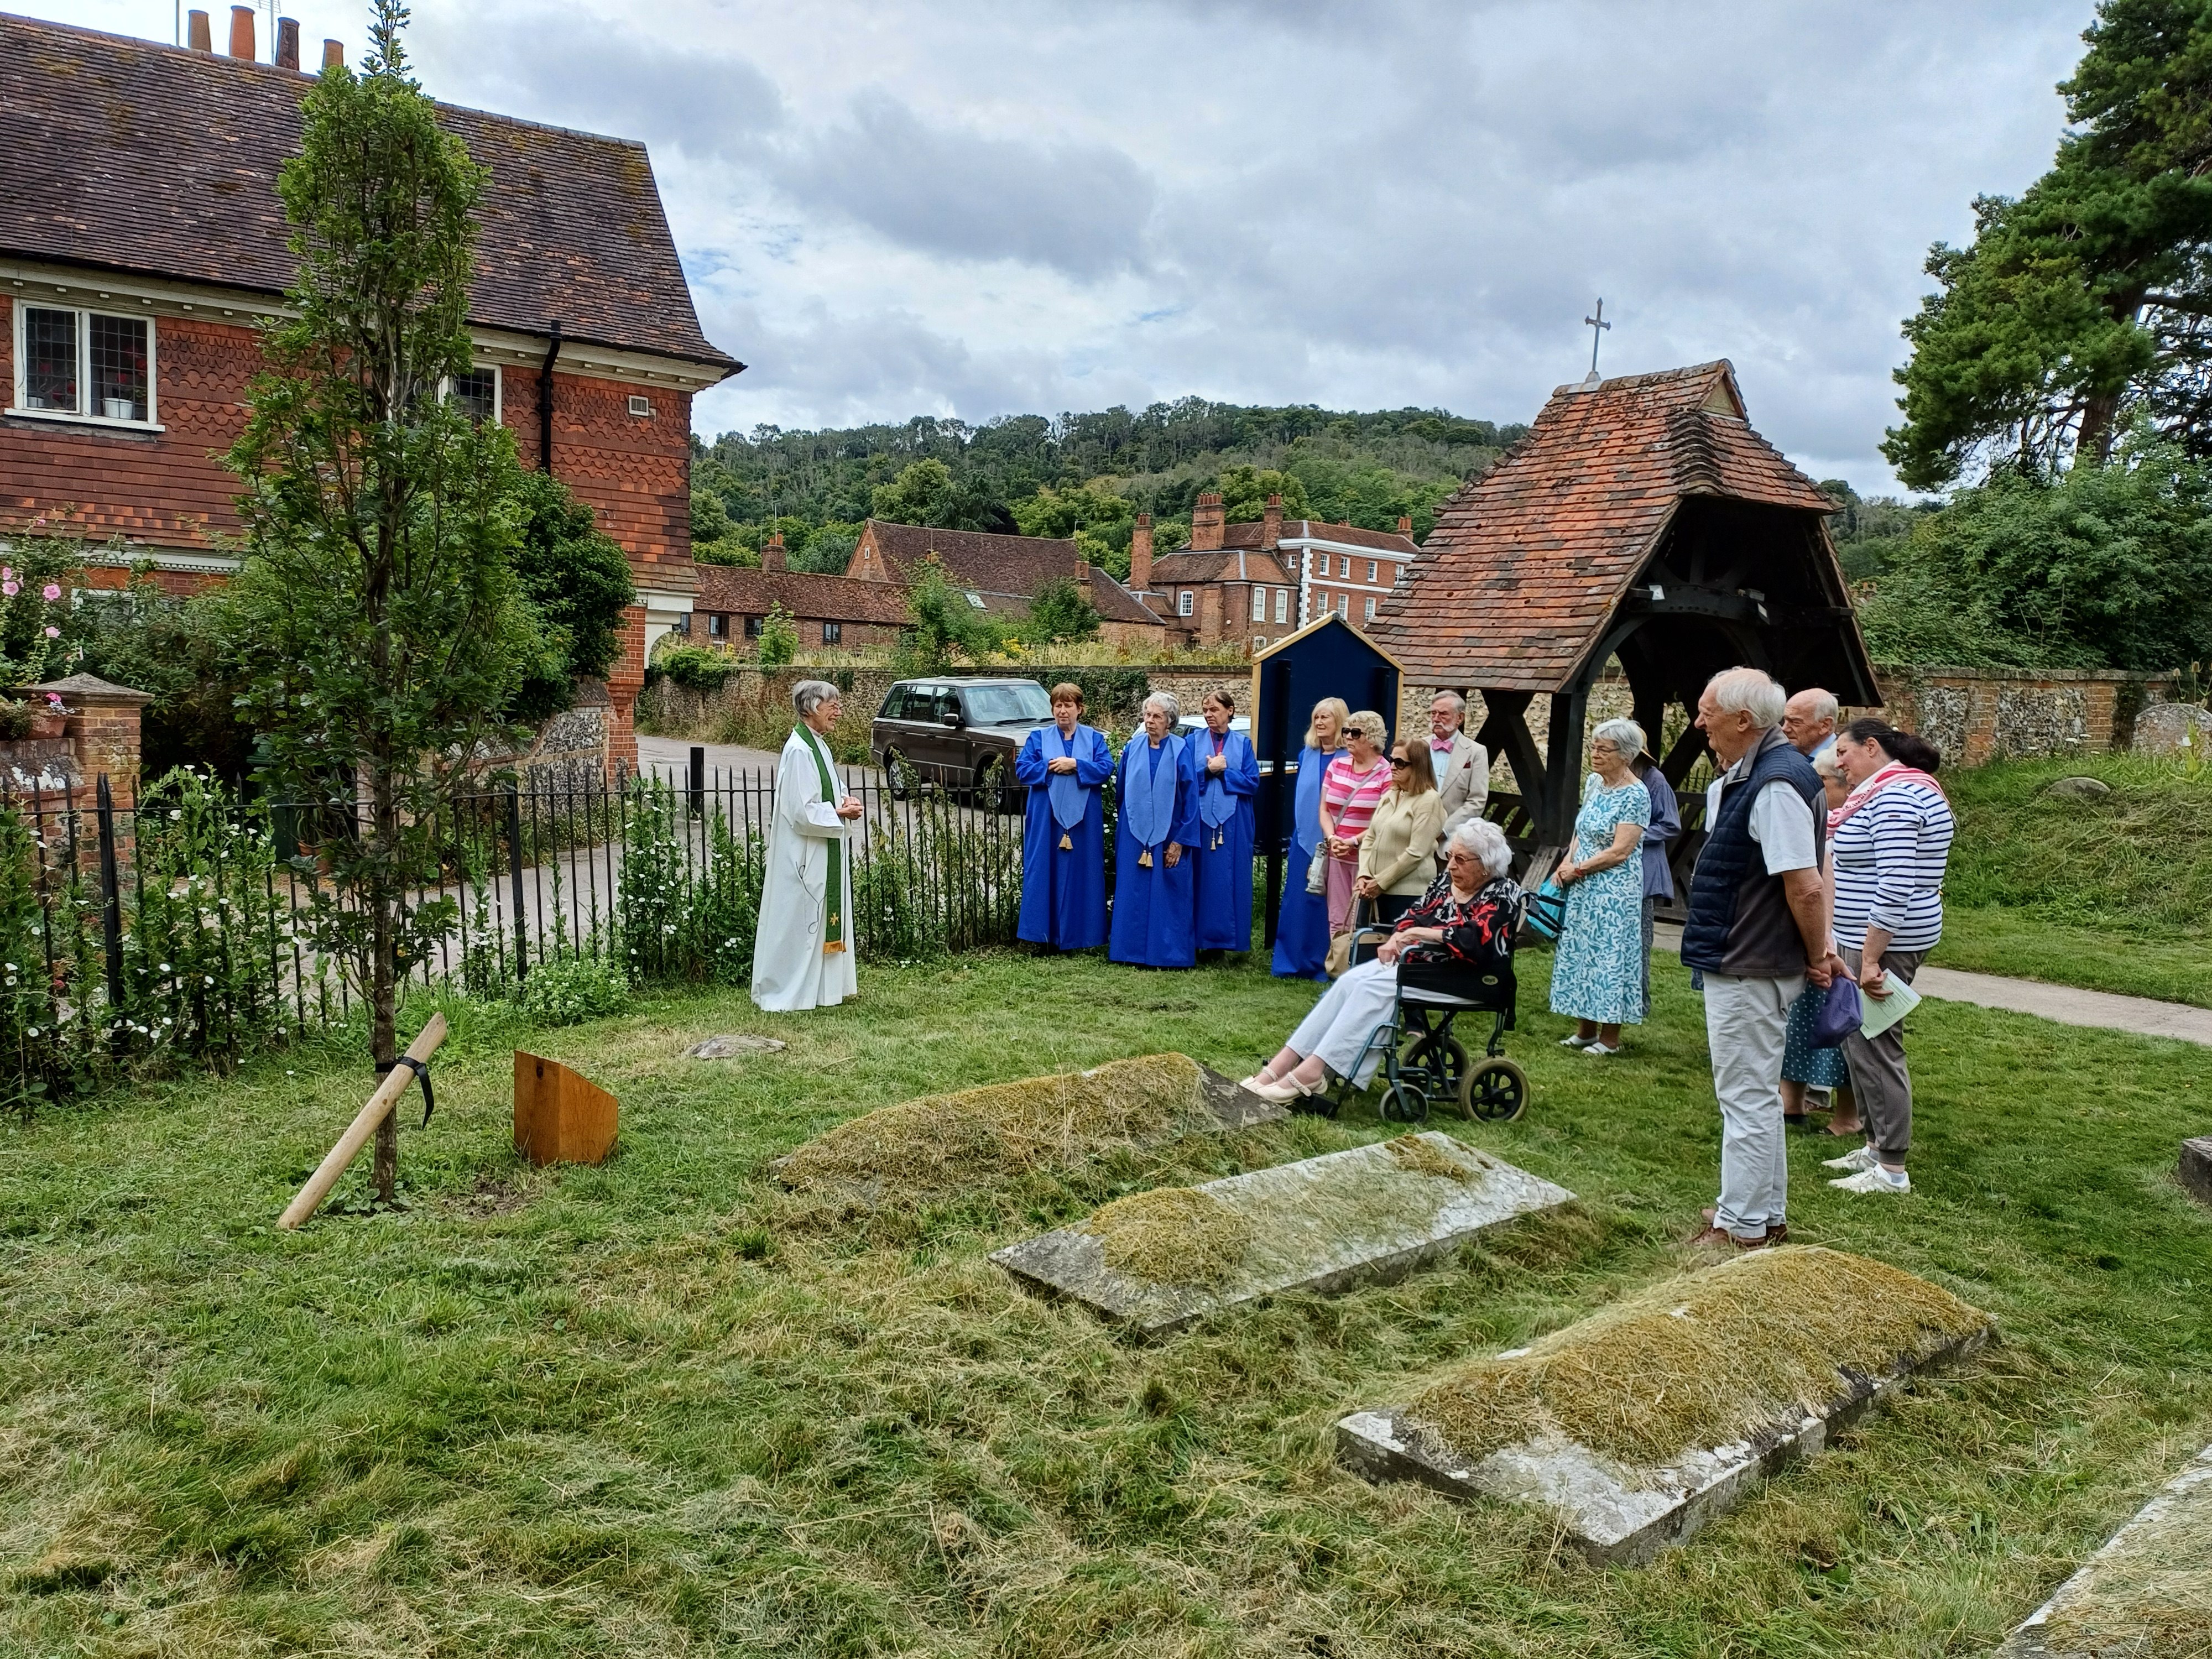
[859,521,1164,628]
[1149,549,1296,586]
[696,565,911,625]
[1369,361,1851,691]
[1181,521,1417,557]
[1,14,739,374]
[1082,570,1170,628]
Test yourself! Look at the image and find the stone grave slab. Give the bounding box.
[990,1133,1573,1335]
[1999,1444,2212,1656]
[688,1034,787,1059]
[2180,1136,2212,1208]
[1335,1246,1996,1567]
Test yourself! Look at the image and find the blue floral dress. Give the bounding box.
[1548,775,1651,1026]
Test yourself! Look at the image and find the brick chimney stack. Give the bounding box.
[1261,494,1283,552]
[187,9,212,50]
[276,17,300,69]
[761,530,786,572]
[1192,491,1225,552]
[1397,514,1413,536]
[323,38,345,67]
[1074,557,1090,586]
[227,5,254,58]
[1130,513,1154,592]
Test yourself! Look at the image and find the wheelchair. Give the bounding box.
[1307,924,1530,1125]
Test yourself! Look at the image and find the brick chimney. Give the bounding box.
[761,530,786,572]
[322,38,344,67]
[227,5,254,58]
[1074,556,1090,587]
[276,17,300,69]
[1397,514,1413,536]
[187,8,212,49]
[1192,491,1225,552]
[1261,494,1283,551]
[1130,512,1154,592]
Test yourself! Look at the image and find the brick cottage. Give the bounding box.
[0,11,742,771]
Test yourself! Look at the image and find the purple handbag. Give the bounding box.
[1810,975,1863,1048]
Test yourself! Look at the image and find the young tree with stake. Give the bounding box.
[227,0,549,1202]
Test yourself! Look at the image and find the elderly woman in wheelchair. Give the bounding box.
[1243,817,1526,1120]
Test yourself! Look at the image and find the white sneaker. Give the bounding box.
[1559,1034,1590,1048]
[1829,1166,1910,1195]
[1821,1145,1877,1173]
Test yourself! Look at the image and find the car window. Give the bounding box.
[962,683,1051,725]
[931,688,962,723]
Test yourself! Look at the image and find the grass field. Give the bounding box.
[2,946,2208,1657]
[1934,754,2211,1005]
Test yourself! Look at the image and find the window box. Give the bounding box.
[10,304,159,429]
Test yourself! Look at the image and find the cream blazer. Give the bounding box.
[1357,789,1448,895]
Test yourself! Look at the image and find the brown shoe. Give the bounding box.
[1688,1223,1772,1250]
[1701,1206,1788,1245]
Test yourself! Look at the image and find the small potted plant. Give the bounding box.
[26,692,67,740]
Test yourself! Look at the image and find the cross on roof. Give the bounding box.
[1584,298,1612,382]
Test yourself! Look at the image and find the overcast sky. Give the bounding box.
[57,0,2094,493]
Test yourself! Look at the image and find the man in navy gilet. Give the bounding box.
[1681,667,1846,1249]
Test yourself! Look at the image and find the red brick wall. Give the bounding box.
[503,365,695,599]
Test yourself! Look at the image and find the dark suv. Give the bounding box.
[872,677,1053,810]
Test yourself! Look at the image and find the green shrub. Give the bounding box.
[758,604,800,667]
[516,953,629,1026]
[653,642,739,692]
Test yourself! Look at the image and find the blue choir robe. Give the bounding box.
[1192,727,1260,951]
[1108,733,1200,969]
[1015,722,1114,949]
[1272,744,1344,980]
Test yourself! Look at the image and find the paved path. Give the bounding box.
[1651,922,2212,1047]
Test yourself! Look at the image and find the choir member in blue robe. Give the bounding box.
[1015,682,1114,951]
[1108,692,1200,969]
[1271,697,1348,980]
[1192,687,1261,953]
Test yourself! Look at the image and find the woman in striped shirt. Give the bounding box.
[1317,711,1394,961]
[1820,718,1955,1197]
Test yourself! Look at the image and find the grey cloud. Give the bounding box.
[769,100,1155,281]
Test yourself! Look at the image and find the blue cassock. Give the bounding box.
[1108,732,1199,969]
[1192,727,1260,951]
[1271,744,1344,980]
[1015,722,1114,949]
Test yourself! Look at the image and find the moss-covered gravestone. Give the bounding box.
[1337,1246,1996,1566]
[1999,1444,2212,1657]
[989,1133,1574,1334]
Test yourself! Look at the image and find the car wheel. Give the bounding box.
[884,748,919,801]
[972,754,1015,814]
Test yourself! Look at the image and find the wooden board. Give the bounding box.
[514,1051,618,1166]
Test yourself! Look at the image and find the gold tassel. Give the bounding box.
[823,941,846,954]
[1060,832,1073,851]
[1138,848,1152,869]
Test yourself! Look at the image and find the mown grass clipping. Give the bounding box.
[773,1052,1213,1203]
[1407,1245,1991,1469]
[1085,1186,1254,1286]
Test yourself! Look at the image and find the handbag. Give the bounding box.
[1306,844,1328,896]
[1521,878,1566,941]
[1810,975,1863,1048]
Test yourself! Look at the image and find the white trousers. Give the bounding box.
[1286,958,1401,1087]
[1702,969,1803,1238]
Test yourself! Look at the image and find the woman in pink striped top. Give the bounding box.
[1317,709,1394,951]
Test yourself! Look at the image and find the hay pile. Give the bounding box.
[774,1053,1213,1203]
[1385,1134,1474,1183]
[1407,1246,1990,1468]
[1085,1187,1254,1287]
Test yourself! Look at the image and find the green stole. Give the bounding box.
[800,726,846,953]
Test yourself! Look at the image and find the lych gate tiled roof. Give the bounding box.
[1,14,740,374]
[1370,362,1840,690]
[695,565,911,625]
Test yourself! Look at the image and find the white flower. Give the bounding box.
[159,963,171,973]
[25,1026,38,1037]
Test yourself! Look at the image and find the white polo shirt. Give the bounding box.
[1705,753,1819,874]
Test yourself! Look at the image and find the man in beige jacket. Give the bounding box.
[1427,691,1490,870]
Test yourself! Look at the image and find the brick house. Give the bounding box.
[847,519,1166,647]
[1130,492,1420,650]
[689,536,910,649]
[0,12,742,769]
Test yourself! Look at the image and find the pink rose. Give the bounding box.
[44,692,61,706]
[1,567,12,581]
[2,583,16,597]
[43,627,59,640]
[41,584,60,602]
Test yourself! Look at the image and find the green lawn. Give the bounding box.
[2,947,2208,1656]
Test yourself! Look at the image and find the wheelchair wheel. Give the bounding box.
[1466,1058,1529,1123]
[1379,1081,1429,1123]
[1407,1032,1472,1117]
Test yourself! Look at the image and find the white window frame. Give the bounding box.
[822,620,842,645]
[1250,587,1266,622]
[1177,590,1194,617]
[1335,591,1348,615]
[1367,560,1378,582]
[9,303,161,430]
[1340,555,1353,577]
[1274,588,1288,624]
[1364,596,1377,621]
[443,363,502,424]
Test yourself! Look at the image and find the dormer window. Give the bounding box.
[12,305,156,426]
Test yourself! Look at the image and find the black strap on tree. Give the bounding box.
[375,1055,436,1127]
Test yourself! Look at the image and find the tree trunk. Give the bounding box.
[369,768,399,1204]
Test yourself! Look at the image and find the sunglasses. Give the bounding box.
[1389,755,1410,768]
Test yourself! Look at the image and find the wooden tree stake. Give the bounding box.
[276,1013,448,1229]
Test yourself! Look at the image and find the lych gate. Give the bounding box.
[1370,361,1878,899]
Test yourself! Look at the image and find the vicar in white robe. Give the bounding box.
[751,680,865,1012]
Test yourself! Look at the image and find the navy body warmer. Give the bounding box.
[1681,728,1824,977]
